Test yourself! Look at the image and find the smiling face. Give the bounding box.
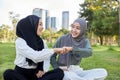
[70,22,81,38]
[37,19,44,36]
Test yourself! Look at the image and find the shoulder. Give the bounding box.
[85,38,90,42]
[15,37,27,46]
[16,37,26,43]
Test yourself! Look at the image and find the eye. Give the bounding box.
[76,26,80,30]
[71,24,75,28]
[39,22,43,26]
[71,24,80,30]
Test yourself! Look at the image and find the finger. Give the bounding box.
[36,72,44,78]
[36,73,41,78]
[63,47,67,53]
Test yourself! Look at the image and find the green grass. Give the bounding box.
[0,43,120,80]
[0,43,15,80]
[81,46,120,80]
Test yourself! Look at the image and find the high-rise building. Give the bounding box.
[32,8,41,17]
[45,10,50,30]
[62,11,69,29]
[40,9,46,30]
[51,17,57,31]
[32,8,49,30]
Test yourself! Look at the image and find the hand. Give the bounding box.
[62,47,73,54]
[54,48,64,54]
[54,47,73,54]
[36,70,45,78]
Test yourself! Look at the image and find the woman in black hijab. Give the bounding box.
[3,15,64,80]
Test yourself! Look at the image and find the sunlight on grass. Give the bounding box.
[92,46,108,51]
[0,43,120,80]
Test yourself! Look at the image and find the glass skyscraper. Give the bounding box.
[51,17,57,31]
[32,8,50,30]
[45,10,50,30]
[62,11,69,30]
[32,8,41,17]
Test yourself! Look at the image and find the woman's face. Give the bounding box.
[37,19,43,36]
[70,22,81,38]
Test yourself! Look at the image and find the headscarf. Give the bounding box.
[16,15,44,67]
[72,18,87,42]
[57,18,87,67]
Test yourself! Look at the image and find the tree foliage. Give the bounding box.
[79,0,119,45]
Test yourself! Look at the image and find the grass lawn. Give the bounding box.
[0,43,120,80]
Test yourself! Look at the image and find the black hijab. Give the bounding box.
[16,15,44,67]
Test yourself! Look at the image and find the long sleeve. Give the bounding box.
[43,41,51,72]
[50,37,61,69]
[72,39,92,58]
[14,38,54,69]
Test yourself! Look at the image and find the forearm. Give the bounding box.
[72,46,92,57]
[50,54,59,69]
[71,39,92,57]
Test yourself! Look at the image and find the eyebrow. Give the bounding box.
[39,22,42,24]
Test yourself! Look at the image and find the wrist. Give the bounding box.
[53,48,56,53]
[70,47,73,51]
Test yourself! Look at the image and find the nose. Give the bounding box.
[41,27,44,30]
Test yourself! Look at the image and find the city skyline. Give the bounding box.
[32,8,69,31]
[0,0,84,30]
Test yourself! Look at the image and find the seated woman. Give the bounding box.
[3,15,64,80]
[50,18,108,80]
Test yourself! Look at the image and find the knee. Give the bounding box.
[99,68,108,76]
[94,68,108,79]
[55,68,64,78]
[3,69,14,78]
[101,68,108,77]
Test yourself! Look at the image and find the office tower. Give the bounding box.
[32,8,41,17]
[45,10,50,30]
[62,11,69,29]
[32,8,46,30]
[51,17,57,31]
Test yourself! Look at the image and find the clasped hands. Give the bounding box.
[36,47,73,78]
[54,47,73,54]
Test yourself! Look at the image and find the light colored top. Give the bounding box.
[14,38,54,72]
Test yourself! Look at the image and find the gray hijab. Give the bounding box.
[57,18,87,67]
[73,18,87,41]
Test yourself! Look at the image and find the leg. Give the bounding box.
[3,69,27,80]
[77,68,108,80]
[63,71,86,80]
[38,68,64,80]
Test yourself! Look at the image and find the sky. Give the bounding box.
[0,0,84,29]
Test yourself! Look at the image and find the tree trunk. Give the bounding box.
[99,36,103,45]
[118,0,120,46]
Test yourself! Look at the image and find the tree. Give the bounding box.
[118,0,120,46]
[78,0,118,45]
[0,25,14,42]
[78,0,94,40]
[9,11,19,40]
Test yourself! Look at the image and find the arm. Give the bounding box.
[43,40,51,72]
[15,38,54,63]
[50,54,59,69]
[72,39,92,58]
[36,40,51,78]
[50,37,61,69]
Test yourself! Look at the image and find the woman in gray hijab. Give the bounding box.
[50,18,107,80]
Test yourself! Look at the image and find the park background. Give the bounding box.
[0,0,120,80]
